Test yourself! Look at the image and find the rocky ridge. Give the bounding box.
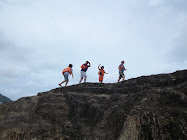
[0,70,186,140]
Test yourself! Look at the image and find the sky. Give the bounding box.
[0,0,186,100]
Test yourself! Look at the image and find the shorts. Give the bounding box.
[80,71,87,78]
[99,75,104,81]
[64,72,69,81]
[119,73,125,79]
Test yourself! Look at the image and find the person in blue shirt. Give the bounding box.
[79,61,91,84]
[118,61,127,83]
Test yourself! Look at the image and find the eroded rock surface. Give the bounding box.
[0,70,187,140]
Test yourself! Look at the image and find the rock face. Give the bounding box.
[0,94,12,103]
[0,70,186,140]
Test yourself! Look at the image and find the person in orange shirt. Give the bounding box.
[98,64,108,83]
[59,64,74,87]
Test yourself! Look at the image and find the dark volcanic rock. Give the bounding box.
[0,94,12,103]
[0,70,186,140]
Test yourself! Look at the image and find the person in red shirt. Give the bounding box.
[79,61,91,84]
[98,64,108,83]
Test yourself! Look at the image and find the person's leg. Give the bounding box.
[65,80,69,87]
[79,71,84,84]
[59,73,65,86]
[83,72,87,83]
[99,75,101,83]
[99,76,103,83]
[84,76,87,83]
[59,80,66,86]
[79,78,83,84]
[122,74,125,81]
[63,73,69,86]
[118,73,122,83]
[118,78,121,83]
[101,76,104,83]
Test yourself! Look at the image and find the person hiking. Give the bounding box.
[79,61,91,84]
[118,60,127,83]
[59,64,74,87]
[98,64,108,83]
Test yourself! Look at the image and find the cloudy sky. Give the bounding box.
[0,0,186,100]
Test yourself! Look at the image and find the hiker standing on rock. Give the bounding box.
[79,61,91,84]
[118,61,127,83]
[98,64,108,83]
[59,64,74,87]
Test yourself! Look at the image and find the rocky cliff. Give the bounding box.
[0,70,186,140]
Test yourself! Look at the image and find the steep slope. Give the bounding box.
[0,70,186,140]
[0,94,12,103]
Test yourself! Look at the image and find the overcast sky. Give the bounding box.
[0,0,186,100]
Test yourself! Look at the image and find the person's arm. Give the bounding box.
[104,70,108,74]
[72,72,74,78]
[88,62,91,67]
[98,64,101,70]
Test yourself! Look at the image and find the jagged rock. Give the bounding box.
[0,70,186,140]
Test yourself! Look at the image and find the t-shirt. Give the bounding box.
[81,64,89,72]
[64,68,73,76]
[119,64,125,73]
[99,69,105,76]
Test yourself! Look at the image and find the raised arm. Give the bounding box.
[88,62,91,67]
[98,64,101,70]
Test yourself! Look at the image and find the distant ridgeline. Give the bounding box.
[0,94,12,103]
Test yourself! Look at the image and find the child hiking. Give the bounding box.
[118,61,127,83]
[79,61,91,84]
[59,64,74,87]
[98,64,108,83]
